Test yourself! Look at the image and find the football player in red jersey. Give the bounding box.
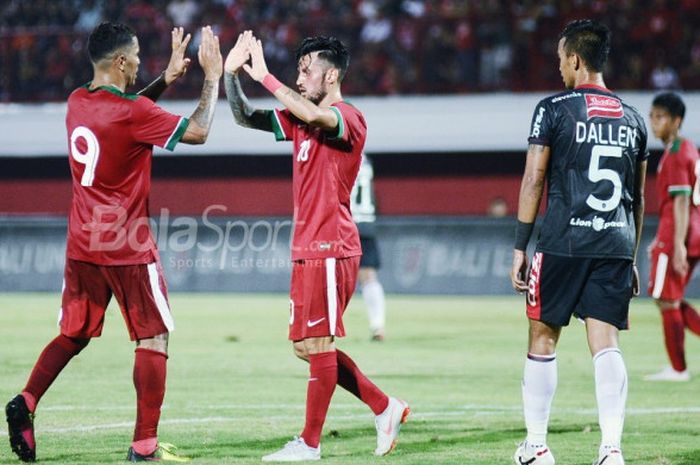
[646,92,700,382]
[5,22,222,463]
[224,31,409,461]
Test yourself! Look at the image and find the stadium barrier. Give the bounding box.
[0,215,683,296]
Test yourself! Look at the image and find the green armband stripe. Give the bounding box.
[271,110,286,141]
[164,117,189,151]
[329,106,344,139]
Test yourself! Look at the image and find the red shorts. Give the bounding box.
[648,247,698,301]
[288,256,360,341]
[60,258,174,341]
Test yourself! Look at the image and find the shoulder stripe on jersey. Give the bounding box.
[669,185,692,196]
[271,109,287,141]
[329,106,345,139]
[164,117,189,151]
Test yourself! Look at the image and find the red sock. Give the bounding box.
[681,301,700,336]
[132,348,167,454]
[23,334,89,412]
[300,352,337,448]
[336,350,389,415]
[662,309,686,371]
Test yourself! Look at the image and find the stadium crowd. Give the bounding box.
[1,0,700,102]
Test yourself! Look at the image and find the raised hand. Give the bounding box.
[198,26,223,80]
[164,27,192,85]
[242,35,270,82]
[225,30,252,74]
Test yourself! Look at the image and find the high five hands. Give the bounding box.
[224,30,270,82]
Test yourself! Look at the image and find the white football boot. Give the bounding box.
[643,365,690,382]
[593,445,625,465]
[261,437,320,462]
[513,441,555,465]
[374,397,410,456]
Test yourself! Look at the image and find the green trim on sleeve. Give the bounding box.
[670,138,682,154]
[669,185,692,196]
[271,110,287,141]
[329,106,345,139]
[164,117,189,151]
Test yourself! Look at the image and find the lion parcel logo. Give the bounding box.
[570,216,626,232]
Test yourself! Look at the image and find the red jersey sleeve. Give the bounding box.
[666,139,695,197]
[328,102,366,148]
[271,108,295,141]
[131,96,189,151]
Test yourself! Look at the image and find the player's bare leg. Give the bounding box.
[359,268,386,341]
[127,333,189,462]
[586,318,627,465]
[514,319,559,465]
[646,300,690,381]
[6,334,89,462]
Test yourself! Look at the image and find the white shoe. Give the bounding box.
[643,366,690,382]
[374,397,410,456]
[513,441,555,465]
[593,446,624,465]
[261,437,320,462]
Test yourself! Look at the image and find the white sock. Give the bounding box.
[593,348,627,449]
[362,280,386,332]
[522,353,557,446]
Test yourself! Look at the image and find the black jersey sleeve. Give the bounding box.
[527,98,555,146]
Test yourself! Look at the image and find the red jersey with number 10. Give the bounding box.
[271,101,364,260]
[655,137,700,256]
[65,84,188,265]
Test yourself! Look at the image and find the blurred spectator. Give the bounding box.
[0,0,699,102]
[167,0,199,27]
[650,53,681,90]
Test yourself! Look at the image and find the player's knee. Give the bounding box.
[293,342,309,361]
[136,333,169,354]
[59,334,90,354]
[656,299,680,311]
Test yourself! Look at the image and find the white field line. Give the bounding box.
[1,405,699,436]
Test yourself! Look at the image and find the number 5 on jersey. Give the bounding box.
[586,144,622,212]
[70,126,100,187]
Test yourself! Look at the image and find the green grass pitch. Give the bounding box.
[0,293,699,464]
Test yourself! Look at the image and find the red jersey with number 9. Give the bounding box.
[655,137,700,256]
[65,84,188,265]
[271,101,364,260]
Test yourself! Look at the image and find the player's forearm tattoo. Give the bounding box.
[191,79,219,129]
[224,72,273,132]
[282,88,302,102]
[137,72,168,102]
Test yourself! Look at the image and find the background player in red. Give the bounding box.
[5,22,222,463]
[645,92,700,382]
[511,20,648,465]
[224,31,409,461]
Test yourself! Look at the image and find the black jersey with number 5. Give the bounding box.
[528,85,649,259]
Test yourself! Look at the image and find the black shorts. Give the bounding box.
[525,252,633,330]
[359,235,381,269]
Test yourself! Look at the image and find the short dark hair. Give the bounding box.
[652,92,686,120]
[559,19,611,73]
[295,36,350,80]
[87,22,136,63]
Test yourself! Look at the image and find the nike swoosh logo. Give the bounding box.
[518,457,536,465]
[307,318,326,327]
